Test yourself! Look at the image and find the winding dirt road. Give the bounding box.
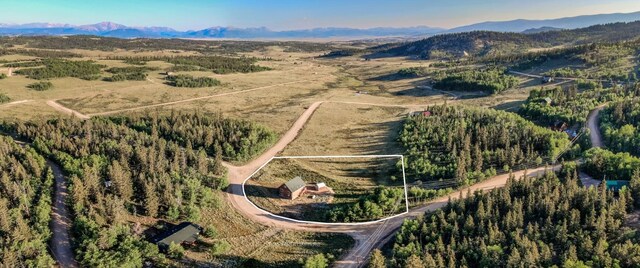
[48,160,79,268]
[587,105,606,148]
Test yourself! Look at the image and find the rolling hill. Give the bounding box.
[380,21,640,59]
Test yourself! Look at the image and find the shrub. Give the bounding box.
[210,241,230,256]
[0,93,10,104]
[304,254,328,268]
[203,225,218,238]
[27,81,53,91]
[167,242,185,259]
[0,73,7,79]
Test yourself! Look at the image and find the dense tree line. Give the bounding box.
[116,111,276,162]
[433,68,519,94]
[106,66,159,74]
[583,148,640,182]
[0,111,271,266]
[0,48,80,58]
[27,81,53,91]
[519,84,640,125]
[397,67,429,78]
[15,59,104,80]
[165,74,221,88]
[107,55,271,74]
[400,105,571,185]
[327,187,405,222]
[1,36,336,54]
[103,66,156,82]
[104,72,147,82]
[384,166,640,267]
[0,136,55,267]
[3,61,43,68]
[600,99,640,156]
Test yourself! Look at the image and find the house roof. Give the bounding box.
[152,222,202,248]
[284,176,306,192]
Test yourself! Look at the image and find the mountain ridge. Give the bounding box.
[1,11,640,39]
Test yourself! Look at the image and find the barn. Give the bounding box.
[279,176,306,200]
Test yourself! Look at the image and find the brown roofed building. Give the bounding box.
[279,176,306,200]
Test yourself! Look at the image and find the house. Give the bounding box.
[279,176,306,200]
[602,180,630,193]
[551,120,568,131]
[542,76,554,83]
[540,97,553,106]
[151,222,202,251]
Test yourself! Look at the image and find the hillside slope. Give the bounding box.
[382,21,640,59]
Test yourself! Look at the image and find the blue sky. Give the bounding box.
[1,0,639,30]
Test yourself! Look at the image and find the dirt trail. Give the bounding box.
[87,79,315,117]
[0,99,33,108]
[587,105,606,148]
[47,160,79,268]
[46,100,90,119]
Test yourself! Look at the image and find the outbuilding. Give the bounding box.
[279,176,306,200]
[151,222,202,252]
[311,182,327,191]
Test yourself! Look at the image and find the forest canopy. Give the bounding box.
[400,105,571,186]
[385,167,640,268]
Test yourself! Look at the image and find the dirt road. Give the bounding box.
[0,99,33,108]
[47,160,79,268]
[587,105,606,148]
[46,100,90,119]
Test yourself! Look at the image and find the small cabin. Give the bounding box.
[151,222,202,252]
[279,176,306,200]
[541,97,553,106]
[551,121,568,131]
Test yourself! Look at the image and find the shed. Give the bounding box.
[311,182,327,191]
[542,97,553,106]
[151,222,202,251]
[279,176,306,200]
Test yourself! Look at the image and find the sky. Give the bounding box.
[1,0,639,30]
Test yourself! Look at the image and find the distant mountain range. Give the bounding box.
[445,11,640,33]
[0,22,443,39]
[1,11,640,39]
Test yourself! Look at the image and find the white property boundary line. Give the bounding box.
[241,155,410,226]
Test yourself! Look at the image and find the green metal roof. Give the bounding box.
[605,180,630,192]
[154,222,201,249]
[284,176,306,192]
